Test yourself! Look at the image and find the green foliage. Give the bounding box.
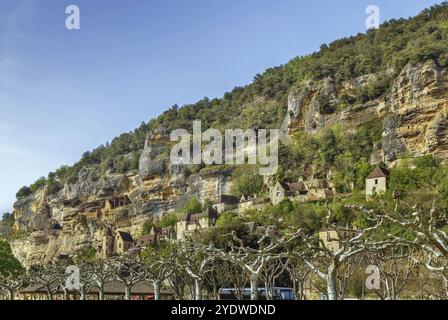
[183,197,202,215]
[18,3,448,202]
[389,155,441,193]
[285,203,326,234]
[16,186,32,198]
[0,240,25,279]
[75,246,97,264]
[216,212,243,228]
[157,213,178,228]
[279,121,381,191]
[141,218,154,236]
[230,166,264,198]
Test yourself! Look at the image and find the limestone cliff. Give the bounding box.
[11,132,233,266]
[10,59,448,266]
[283,59,448,163]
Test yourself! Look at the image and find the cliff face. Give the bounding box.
[10,59,448,266]
[11,132,233,266]
[284,59,448,162]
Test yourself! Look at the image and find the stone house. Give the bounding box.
[135,234,158,250]
[101,228,115,259]
[115,231,134,254]
[366,166,389,199]
[271,179,335,205]
[318,228,358,253]
[104,195,132,211]
[176,213,192,241]
[189,208,219,230]
[212,195,240,213]
[238,195,270,214]
[99,228,134,258]
[244,221,278,237]
[159,226,176,242]
[176,208,219,241]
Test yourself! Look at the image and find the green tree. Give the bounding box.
[231,166,264,198]
[184,197,202,214]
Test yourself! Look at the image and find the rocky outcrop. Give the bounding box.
[281,59,448,163]
[281,77,338,140]
[388,60,448,159]
[11,59,448,267]
[11,132,233,266]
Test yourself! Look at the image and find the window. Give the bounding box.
[375,179,378,185]
[327,232,331,241]
[276,192,281,197]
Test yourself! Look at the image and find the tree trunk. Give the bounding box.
[443,275,448,300]
[8,289,14,301]
[265,280,271,300]
[153,280,161,301]
[125,285,132,300]
[46,287,54,301]
[250,274,259,301]
[63,288,69,301]
[194,279,202,300]
[299,280,305,300]
[326,264,338,301]
[98,284,105,301]
[80,287,86,301]
[390,280,397,300]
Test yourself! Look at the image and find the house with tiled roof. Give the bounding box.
[366,166,389,199]
[271,179,335,205]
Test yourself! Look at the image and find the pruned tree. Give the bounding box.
[141,243,174,300]
[294,206,383,300]
[212,233,287,300]
[367,246,417,300]
[107,254,144,300]
[280,257,311,300]
[28,264,61,300]
[352,197,448,298]
[261,258,284,300]
[0,273,28,300]
[336,255,364,300]
[177,240,215,300]
[91,259,114,300]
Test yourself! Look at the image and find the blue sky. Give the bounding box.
[0,0,444,213]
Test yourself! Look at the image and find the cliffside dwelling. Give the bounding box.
[99,228,134,259]
[245,222,278,237]
[318,227,359,253]
[365,166,389,199]
[238,195,270,214]
[271,179,336,205]
[212,195,240,213]
[135,234,158,250]
[176,208,219,241]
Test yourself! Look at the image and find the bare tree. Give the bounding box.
[177,240,214,300]
[141,244,174,300]
[90,259,114,300]
[0,273,28,300]
[28,264,61,300]
[261,258,284,300]
[336,255,364,300]
[354,198,448,298]
[212,233,286,300]
[280,257,311,300]
[294,207,383,300]
[107,254,144,300]
[367,246,417,300]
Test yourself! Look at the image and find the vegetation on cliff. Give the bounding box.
[14,3,448,198]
